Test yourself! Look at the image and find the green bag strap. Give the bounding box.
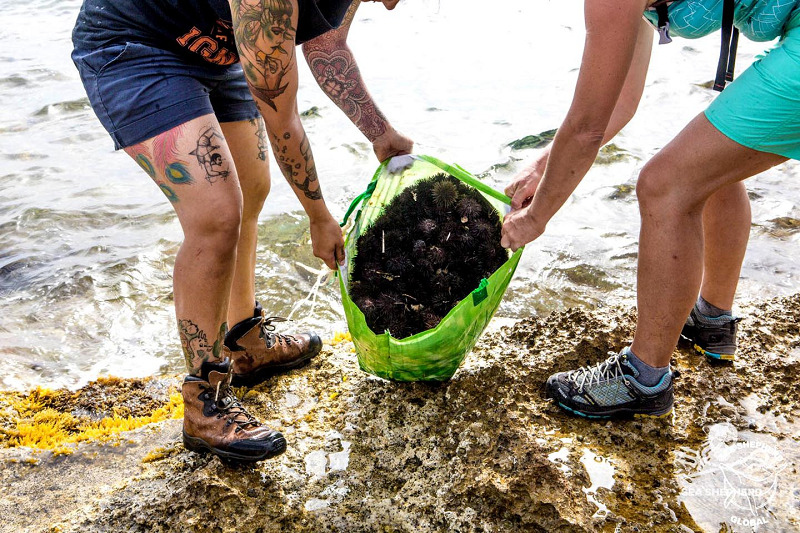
[340,162,387,228]
[417,154,512,206]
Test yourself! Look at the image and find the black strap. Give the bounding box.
[655,3,673,44]
[714,0,737,91]
[726,27,740,82]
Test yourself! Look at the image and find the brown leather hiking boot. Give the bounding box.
[182,358,286,463]
[224,302,322,387]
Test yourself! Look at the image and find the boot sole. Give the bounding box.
[231,348,321,388]
[182,431,287,463]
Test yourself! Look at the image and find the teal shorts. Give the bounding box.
[705,10,800,160]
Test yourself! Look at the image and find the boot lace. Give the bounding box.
[260,315,298,348]
[209,378,260,432]
[567,352,629,394]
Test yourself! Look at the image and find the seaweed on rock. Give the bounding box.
[350,173,508,338]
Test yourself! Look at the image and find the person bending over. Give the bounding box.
[501,0,799,419]
[72,0,412,461]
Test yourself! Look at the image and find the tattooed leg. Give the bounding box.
[251,118,270,161]
[220,118,272,326]
[190,127,231,183]
[179,320,228,374]
[122,115,244,374]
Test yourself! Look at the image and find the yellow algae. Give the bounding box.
[142,446,177,463]
[327,331,352,346]
[1,386,184,451]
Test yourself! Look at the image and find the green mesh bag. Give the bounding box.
[338,155,523,382]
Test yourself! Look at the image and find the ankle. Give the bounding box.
[623,347,669,387]
[696,295,732,318]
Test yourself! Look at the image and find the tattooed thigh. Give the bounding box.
[123,118,237,204]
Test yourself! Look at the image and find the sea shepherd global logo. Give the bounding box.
[675,423,788,530]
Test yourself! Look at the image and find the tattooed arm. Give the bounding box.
[230,0,344,269]
[302,0,413,162]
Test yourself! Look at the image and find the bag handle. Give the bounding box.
[416,155,512,206]
[340,155,512,228]
[339,161,386,228]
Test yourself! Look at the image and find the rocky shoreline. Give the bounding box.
[2,295,799,532]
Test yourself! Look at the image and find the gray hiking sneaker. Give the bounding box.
[680,306,740,361]
[546,349,675,420]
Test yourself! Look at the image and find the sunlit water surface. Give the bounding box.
[1,0,799,391]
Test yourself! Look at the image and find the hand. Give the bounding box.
[500,205,545,251]
[309,214,345,270]
[372,128,414,163]
[504,150,549,211]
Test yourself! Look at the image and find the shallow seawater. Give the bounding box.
[2,0,800,392]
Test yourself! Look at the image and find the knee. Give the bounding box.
[242,175,270,217]
[184,198,243,257]
[636,160,684,214]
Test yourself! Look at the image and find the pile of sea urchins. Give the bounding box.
[348,173,508,338]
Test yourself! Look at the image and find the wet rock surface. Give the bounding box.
[2,295,799,533]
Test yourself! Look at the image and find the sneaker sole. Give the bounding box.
[231,348,321,388]
[679,330,736,362]
[556,401,673,421]
[182,431,287,463]
[691,342,735,361]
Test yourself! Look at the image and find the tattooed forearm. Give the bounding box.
[302,1,389,142]
[231,0,297,112]
[190,127,230,183]
[270,130,322,200]
[179,320,228,375]
[305,47,388,141]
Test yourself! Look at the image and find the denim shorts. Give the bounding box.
[72,42,259,149]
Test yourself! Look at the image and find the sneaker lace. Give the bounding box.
[210,378,260,432]
[260,315,298,347]
[568,352,628,393]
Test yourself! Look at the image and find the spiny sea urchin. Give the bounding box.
[418,218,437,235]
[456,197,482,220]
[427,245,446,266]
[431,179,459,210]
[350,172,509,338]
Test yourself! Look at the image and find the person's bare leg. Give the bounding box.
[632,114,786,368]
[124,114,244,375]
[699,182,751,310]
[217,117,322,388]
[220,118,271,327]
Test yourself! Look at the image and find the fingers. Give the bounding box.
[335,240,345,267]
[321,253,336,271]
[510,186,534,211]
[510,192,524,211]
[500,222,521,251]
[504,181,517,200]
[315,238,345,271]
[500,208,540,251]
